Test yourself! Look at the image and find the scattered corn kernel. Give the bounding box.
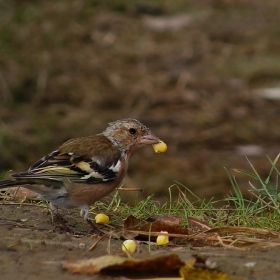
[122,240,137,254]
[152,141,167,153]
[156,231,169,245]
[95,213,109,224]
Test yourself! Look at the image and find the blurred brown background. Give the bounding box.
[1,0,280,202]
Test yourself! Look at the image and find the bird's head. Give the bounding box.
[103,118,161,156]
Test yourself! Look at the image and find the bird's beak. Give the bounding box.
[139,134,161,145]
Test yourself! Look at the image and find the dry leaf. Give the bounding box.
[124,215,189,241]
[63,254,184,277]
[63,255,126,274]
[180,265,234,280]
[187,217,212,232]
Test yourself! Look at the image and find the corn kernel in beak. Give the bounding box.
[152,141,167,153]
[156,231,169,245]
[95,213,109,224]
[122,240,137,254]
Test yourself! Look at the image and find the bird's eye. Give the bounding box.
[129,128,137,135]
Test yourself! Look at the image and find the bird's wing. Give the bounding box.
[12,135,122,184]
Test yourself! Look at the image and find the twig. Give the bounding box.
[88,235,105,251]
[249,190,277,210]
[118,187,144,192]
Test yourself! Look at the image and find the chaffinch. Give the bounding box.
[0,119,162,223]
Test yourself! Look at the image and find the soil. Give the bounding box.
[1,203,280,280]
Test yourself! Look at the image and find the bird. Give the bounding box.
[0,118,162,226]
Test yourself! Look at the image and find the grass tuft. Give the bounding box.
[89,154,280,231]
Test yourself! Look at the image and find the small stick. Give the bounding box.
[118,187,144,192]
[88,235,105,251]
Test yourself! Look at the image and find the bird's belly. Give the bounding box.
[37,187,79,208]
[38,194,77,208]
[67,181,123,206]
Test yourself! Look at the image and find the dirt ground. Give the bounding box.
[1,203,280,280]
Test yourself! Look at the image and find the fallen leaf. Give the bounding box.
[147,214,184,225]
[63,254,184,277]
[180,265,234,280]
[63,255,125,274]
[187,217,212,232]
[124,215,189,241]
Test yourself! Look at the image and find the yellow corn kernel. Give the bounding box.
[95,213,109,224]
[152,141,167,153]
[156,231,169,245]
[122,240,137,254]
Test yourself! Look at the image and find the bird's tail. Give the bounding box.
[0,177,64,190]
[0,179,23,188]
